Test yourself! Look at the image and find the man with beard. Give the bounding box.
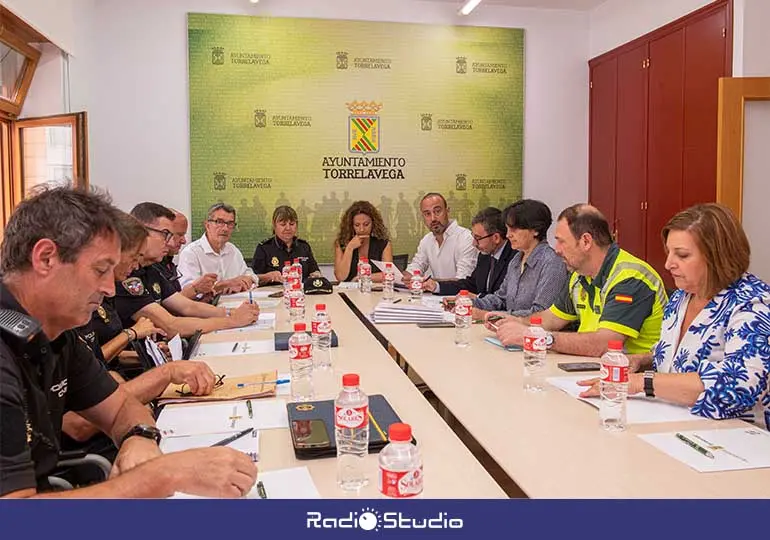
[403,192,476,284]
[489,204,667,357]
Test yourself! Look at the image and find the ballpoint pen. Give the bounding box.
[256,481,268,499]
[675,432,714,459]
[231,342,239,353]
[237,378,290,388]
[246,399,253,419]
[249,289,253,304]
[392,299,402,304]
[210,427,254,447]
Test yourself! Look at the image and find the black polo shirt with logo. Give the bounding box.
[79,296,124,364]
[113,264,177,327]
[157,257,183,293]
[0,283,119,495]
[251,236,320,282]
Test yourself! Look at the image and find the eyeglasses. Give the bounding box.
[176,373,225,396]
[207,218,238,229]
[146,226,174,242]
[472,233,496,243]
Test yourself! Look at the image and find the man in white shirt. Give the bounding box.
[404,192,477,284]
[178,203,258,294]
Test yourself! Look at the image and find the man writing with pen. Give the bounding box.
[402,193,477,288]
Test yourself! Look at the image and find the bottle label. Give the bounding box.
[289,295,305,309]
[410,280,422,292]
[601,363,628,383]
[454,303,471,317]
[311,320,331,335]
[335,405,368,429]
[523,335,547,353]
[289,343,312,361]
[379,466,423,498]
[359,265,372,277]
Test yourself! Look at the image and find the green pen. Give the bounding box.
[675,432,714,459]
[256,480,268,499]
[246,399,253,419]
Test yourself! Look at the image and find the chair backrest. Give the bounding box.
[183,330,203,360]
[392,254,408,272]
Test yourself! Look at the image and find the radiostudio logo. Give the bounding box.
[306,508,464,532]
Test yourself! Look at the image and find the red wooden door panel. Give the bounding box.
[589,57,618,228]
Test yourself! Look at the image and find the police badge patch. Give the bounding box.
[271,256,279,268]
[122,277,145,296]
[152,282,162,296]
[97,305,110,323]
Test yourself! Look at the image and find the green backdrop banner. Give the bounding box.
[188,14,524,262]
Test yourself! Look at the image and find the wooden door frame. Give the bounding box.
[716,77,770,220]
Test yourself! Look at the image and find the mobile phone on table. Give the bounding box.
[291,419,331,449]
[557,362,601,372]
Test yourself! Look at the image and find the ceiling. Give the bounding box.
[422,0,606,10]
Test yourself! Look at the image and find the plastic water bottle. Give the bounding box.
[522,315,547,392]
[600,340,629,431]
[311,303,332,370]
[454,290,472,347]
[409,269,423,302]
[288,281,305,322]
[379,423,423,499]
[282,261,292,309]
[289,322,313,402]
[335,373,369,491]
[292,257,303,284]
[358,257,372,294]
[383,262,395,301]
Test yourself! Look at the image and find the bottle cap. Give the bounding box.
[293,258,300,263]
[342,373,360,387]
[608,340,624,351]
[388,423,412,442]
[315,304,326,311]
[294,322,307,332]
[284,260,291,266]
[413,269,421,275]
[459,290,469,296]
[530,316,542,325]
[360,257,369,263]
[385,262,393,268]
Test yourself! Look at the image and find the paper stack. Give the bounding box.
[370,300,448,324]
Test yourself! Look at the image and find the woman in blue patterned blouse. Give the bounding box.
[580,204,770,429]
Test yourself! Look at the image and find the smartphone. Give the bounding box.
[557,362,601,372]
[417,322,456,329]
[486,314,505,329]
[291,419,331,449]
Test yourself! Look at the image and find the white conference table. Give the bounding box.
[341,289,770,498]
[180,288,505,499]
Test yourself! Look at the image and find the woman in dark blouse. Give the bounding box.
[333,201,393,282]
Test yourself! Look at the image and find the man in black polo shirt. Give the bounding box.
[157,209,217,300]
[0,187,256,498]
[113,203,259,337]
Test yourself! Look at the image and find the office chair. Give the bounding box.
[392,254,408,272]
[48,449,112,490]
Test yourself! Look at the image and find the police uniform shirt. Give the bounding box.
[0,283,119,495]
[78,296,124,364]
[158,257,183,293]
[252,236,320,281]
[113,264,175,327]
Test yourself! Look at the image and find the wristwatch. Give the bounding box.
[644,370,656,398]
[544,332,554,350]
[120,424,162,447]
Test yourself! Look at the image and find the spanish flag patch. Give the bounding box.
[615,294,633,304]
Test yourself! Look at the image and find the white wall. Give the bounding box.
[589,0,713,58]
[0,0,76,55]
[20,44,65,118]
[70,0,589,220]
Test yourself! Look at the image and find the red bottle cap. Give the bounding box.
[388,423,412,442]
[342,373,360,387]
[294,322,307,332]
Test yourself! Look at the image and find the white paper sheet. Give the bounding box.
[218,298,281,309]
[157,399,288,437]
[161,429,260,462]
[192,339,275,358]
[371,260,404,284]
[546,375,707,424]
[639,427,770,472]
[219,290,275,301]
[168,334,183,361]
[212,313,277,334]
[170,466,320,499]
[337,281,359,290]
[144,339,167,366]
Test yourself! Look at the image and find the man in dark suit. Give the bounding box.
[424,207,515,298]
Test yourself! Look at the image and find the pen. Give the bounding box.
[211,427,254,447]
[237,379,290,388]
[232,342,239,353]
[256,480,268,499]
[246,399,253,419]
[392,298,402,304]
[675,432,714,459]
[249,289,253,304]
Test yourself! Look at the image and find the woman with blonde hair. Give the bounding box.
[334,201,393,282]
[579,203,770,429]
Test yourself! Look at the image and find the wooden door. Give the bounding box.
[682,6,729,208]
[647,29,685,288]
[614,43,648,259]
[588,57,618,229]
